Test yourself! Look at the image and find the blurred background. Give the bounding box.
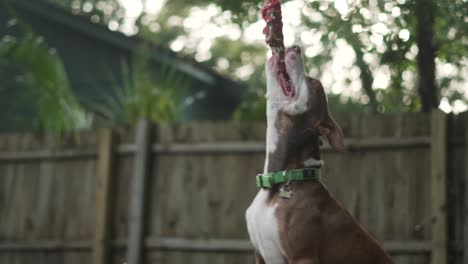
[0,0,466,133]
[0,1,467,264]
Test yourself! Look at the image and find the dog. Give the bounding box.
[245,45,394,264]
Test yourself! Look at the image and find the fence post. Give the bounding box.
[464,114,468,264]
[127,120,152,264]
[93,128,115,264]
[431,110,447,264]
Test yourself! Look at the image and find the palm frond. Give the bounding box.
[97,47,193,125]
[0,18,92,132]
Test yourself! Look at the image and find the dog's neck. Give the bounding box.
[263,49,328,174]
[264,108,322,174]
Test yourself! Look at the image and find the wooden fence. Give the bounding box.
[0,111,467,264]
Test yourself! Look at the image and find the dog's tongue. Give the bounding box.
[261,0,295,98]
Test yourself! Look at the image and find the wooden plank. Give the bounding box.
[152,142,265,153]
[464,113,468,264]
[92,129,115,264]
[0,149,96,161]
[0,239,439,254]
[142,238,432,254]
[431,110,448,264]
[3,136,464,160]
[127,120,152,264]
[143,238,252,252]
[151,137,432,154]
[0,241,89,251]
[343,136,431,151]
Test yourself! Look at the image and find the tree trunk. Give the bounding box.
[416,0,438,112]
[353,47,378,114]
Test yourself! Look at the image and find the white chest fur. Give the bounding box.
[246,189,285,264]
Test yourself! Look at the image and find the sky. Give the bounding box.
[117,0,467,114]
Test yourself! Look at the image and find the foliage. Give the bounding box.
[135,5,187,47]
[435,0,468,67]
[0,7,192,132]
[45,0,125,26]
[299,0,419,112]
[0,19,92,132]
[88,48,192,125]
[230,0,466,117]
[7,0,467,125]
[205,37,266,85]
[161,0,263,25]
[233,92,266,121]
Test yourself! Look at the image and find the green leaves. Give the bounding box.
[154,0,466,115]
[91,46,192,125]
[45,0,125,26]
[0,21,92,132]
[0,17,192,132]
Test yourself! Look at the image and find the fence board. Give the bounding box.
[93,129,115,264]
[464,113,468,264]
[431,110,448,264]
[0,238,437,253]
[127,120,152,264]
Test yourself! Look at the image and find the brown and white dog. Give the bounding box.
[245,45,394,264]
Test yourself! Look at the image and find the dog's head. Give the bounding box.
[265,45,344,152]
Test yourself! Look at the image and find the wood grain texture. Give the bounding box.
[431,110,448,264]
[127,120,152,264]
[93,129,115,264]
[464,113,468,264]
[0,131,98,264]
[1,113,465,264]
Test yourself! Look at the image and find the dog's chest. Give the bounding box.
[246,189,285,264]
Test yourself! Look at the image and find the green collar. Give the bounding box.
[256,168,321,188]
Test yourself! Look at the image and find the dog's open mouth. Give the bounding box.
[262,0,296,98]
[269,54,296,98]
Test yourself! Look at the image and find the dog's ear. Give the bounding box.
[306,77,344,150]
[319,115,344,151]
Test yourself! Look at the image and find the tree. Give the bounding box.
[415,0,437,112]
[45,0,126,26]
[206,0,467,114]
[311,0,465,114]
[15,0,468,118]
